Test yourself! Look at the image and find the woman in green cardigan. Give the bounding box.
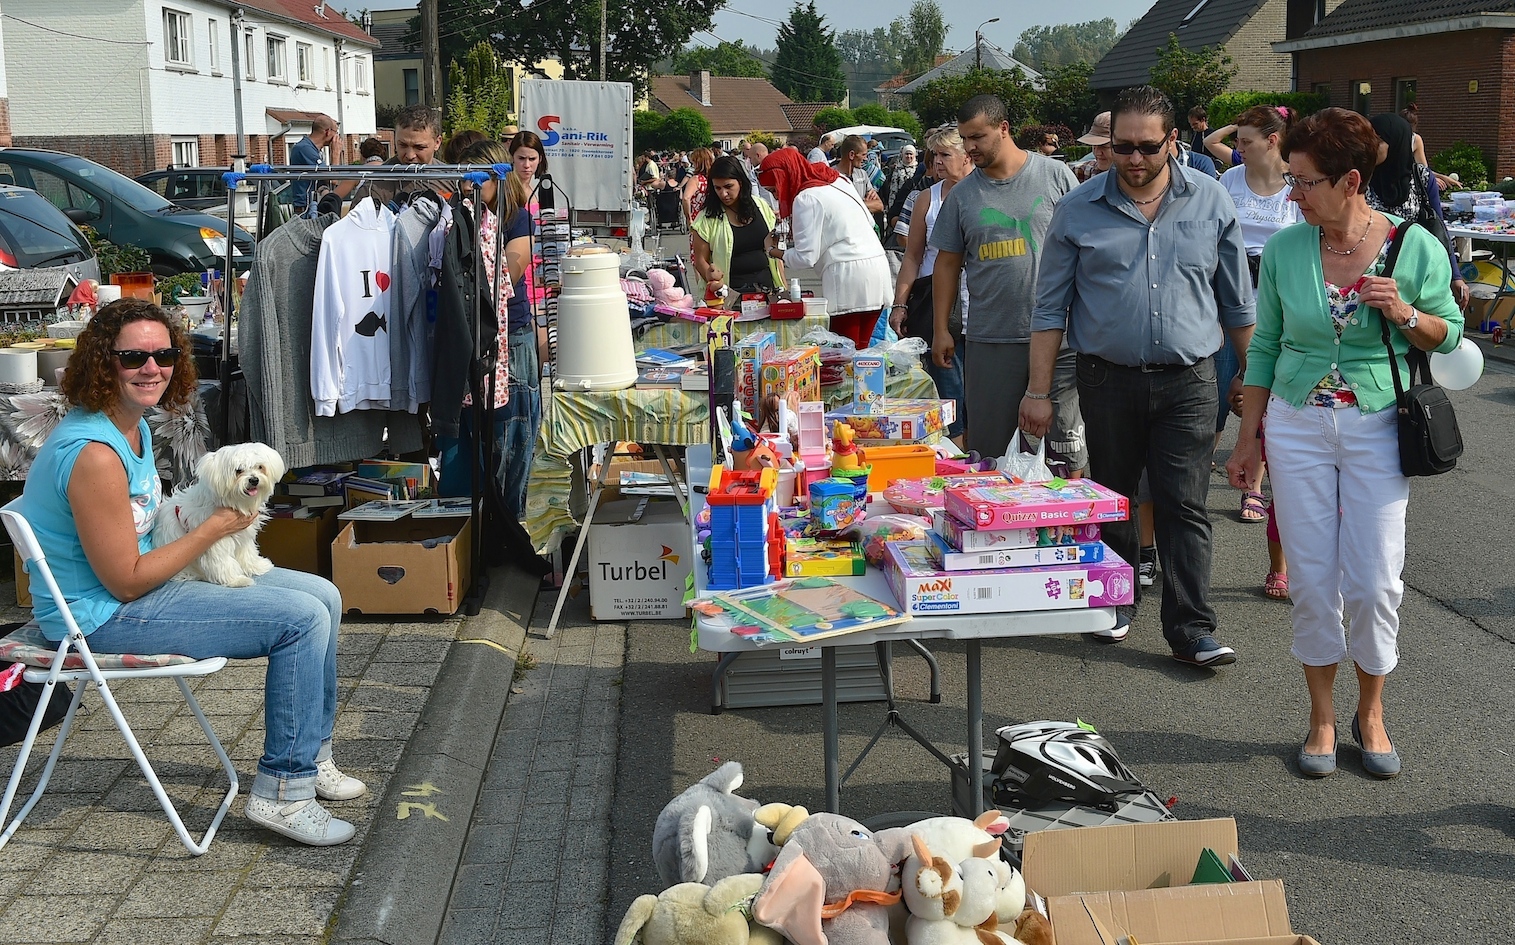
[690,155,785,303]
[1227,108,1462,781]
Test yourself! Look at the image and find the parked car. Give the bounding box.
[135,165,291,237]
[0,149,253,276]
[0,183,99,284]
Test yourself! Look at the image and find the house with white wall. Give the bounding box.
[2,0,378,178]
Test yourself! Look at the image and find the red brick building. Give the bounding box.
[1276,0,1515,181]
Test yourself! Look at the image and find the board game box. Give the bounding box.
[930,510,1101,552]
[926,532,1106,571]
[884,540,1134,616]
[943,478,1128,530]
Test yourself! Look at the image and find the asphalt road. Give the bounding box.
[604,355,1515,945]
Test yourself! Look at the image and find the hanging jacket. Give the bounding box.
[432,196,498,437]
[312,197,397,416]
[390,196,443,412]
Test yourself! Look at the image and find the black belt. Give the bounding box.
[1082,353,1198,374]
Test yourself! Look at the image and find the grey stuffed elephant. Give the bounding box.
[652,762,778,887]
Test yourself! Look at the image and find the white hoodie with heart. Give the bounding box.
[312,198,397,415]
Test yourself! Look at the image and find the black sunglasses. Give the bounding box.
[1111,141,1168,156]
[114,347,181,369]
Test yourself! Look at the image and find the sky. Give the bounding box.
[353,1,1157,58]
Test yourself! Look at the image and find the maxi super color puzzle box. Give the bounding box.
[943,478,1129,530]
[884,540,1135,616]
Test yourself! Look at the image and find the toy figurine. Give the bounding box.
[831,421,864,472]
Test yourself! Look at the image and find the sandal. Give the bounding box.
[1240,490,1267,523]
[1264,571,1289,600]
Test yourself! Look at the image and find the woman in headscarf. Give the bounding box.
[757,147,891,348]
[1366,113,1468,309]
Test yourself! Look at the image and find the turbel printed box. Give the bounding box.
[884,540,1134,617]
[931,510,1101,552]
[589,497,694,620]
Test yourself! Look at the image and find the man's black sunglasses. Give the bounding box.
[114,348,181,369]
[1111,141,1168,156]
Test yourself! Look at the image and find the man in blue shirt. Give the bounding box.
[1020,86,1255,669]
[290,114,339,214]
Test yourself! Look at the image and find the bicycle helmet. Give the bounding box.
[990,721,1145,809]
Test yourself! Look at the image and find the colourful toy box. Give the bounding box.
[783,537,866,577]
[808,477,866,531]
[931,510,1101,552]
[735,330,777,417]
[829,399,954,444]
[760,345,821,405]
[943,478,1129,530]
[927,531,1105,572]
[705,465,781,590]
[884,472,1009,516]
[852,353,887,414]
[884,540,1135,617]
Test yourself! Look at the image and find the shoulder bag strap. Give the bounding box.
[1375,221,1432,400]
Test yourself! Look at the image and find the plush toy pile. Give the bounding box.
[616,762,1055,945]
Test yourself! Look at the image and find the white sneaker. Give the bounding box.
[1091,619,1129,644]
[245,795,356,846]
[316,758,367,801]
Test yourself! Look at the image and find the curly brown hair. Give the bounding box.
[61,299,197,413]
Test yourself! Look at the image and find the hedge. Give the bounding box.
[1204,91,1329,129]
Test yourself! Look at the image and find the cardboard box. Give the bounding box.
[852,353,886,414]
[736,330,777,416]
[259,503,341,577]
[1469,294,1515,331]
[829,399,953,443]
[884,540,1134,616]
[331,516,471,615]
[1024,817,1240,898]
[760,345,821,406]
[589,498,693,620]
[1050,882,1294,945]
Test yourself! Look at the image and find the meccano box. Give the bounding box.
[589,497,693,620]
[759,345,820,405]
[883,540,1133,616]
[828,399,955,443]
[932,509,1101,552]
[331,516,471,615]
[927,531,1104,571]
[944,478,1128,530]
[851,353,886,414]
[260,502,342,577]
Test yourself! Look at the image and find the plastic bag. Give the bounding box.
[998,429,1053,483]
[843,512,932,566]
[859,335,929,374]
[801,326,857,357]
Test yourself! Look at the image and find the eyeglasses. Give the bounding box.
[114,348,181,369]
[1110,141,1168,156]
[1283,172,1333,192]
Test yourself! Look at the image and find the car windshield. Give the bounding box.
[46,154,175,212]
[0,191,89,264]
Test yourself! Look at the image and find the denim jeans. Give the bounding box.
[85,568,341,802]
[921,343,965,438]
[499,327,542,521]
[1076,354,1219,651]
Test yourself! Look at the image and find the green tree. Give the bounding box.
[836,25,906,105]
[850,103,891,126]
[634,110,667,151]
[1147,34,1238,121]
[403,0,496,88]
[1038,60,1099,134]
[772,2,847,104]
[660,108,714,151]
[910,67,1040,130]
[899,0,948,77]
[444,42,513,136]
[886,109,922,142]
[671,40,767,78]
[1013,19,1123,71]
[811,107,855,133]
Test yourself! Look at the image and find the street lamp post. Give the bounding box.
[975,17,1000,70]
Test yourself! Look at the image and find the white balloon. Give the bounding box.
[1430,337,1484,391]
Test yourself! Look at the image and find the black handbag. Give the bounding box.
[1375,224,1463,477]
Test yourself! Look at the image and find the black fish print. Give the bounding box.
[355,310,388,336]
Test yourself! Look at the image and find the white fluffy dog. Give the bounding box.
[152,442,285,587]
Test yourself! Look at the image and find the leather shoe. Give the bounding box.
[1298,729,1337,778]
[1351,713,1401,779]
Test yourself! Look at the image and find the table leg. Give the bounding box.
[966,639,984,818]
[544,445,612,638]
[651,443,689,512]
[903,639,942,703]
[710,652,741,715]
[823,646,840,813]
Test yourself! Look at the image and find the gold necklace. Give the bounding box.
[1322,215,1373,255]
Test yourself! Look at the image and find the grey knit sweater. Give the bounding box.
[389,197,442,412]
[241,214,422,467]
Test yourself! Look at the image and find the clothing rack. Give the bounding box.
[220,163,514,616]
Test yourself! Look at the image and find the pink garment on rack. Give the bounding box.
[462,201,515,409]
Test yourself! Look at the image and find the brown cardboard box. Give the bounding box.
[14,549,30,608]
[1469,294,1515,330]
[331,516,471,615]
[1025,819,1318,945]
[259,504,341,577]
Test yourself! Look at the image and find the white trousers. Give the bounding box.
[1265,396,1409,675]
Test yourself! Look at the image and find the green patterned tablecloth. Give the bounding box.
[525,363,938,555]
[637,315,833,350]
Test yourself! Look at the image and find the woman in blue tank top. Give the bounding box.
[19,299,361,846]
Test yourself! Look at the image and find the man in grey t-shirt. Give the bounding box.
[930,94,1084,470]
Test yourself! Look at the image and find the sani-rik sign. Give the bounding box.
[519,79,633,215]
[588,497,693,620]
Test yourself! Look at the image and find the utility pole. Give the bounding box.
[598,0,608,81]
[422,0,441,108]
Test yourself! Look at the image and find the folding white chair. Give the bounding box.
[0,503,238,856]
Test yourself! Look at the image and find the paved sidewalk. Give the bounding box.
[0,571,506,944]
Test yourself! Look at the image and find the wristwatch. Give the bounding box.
[1404,310,1420,329]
